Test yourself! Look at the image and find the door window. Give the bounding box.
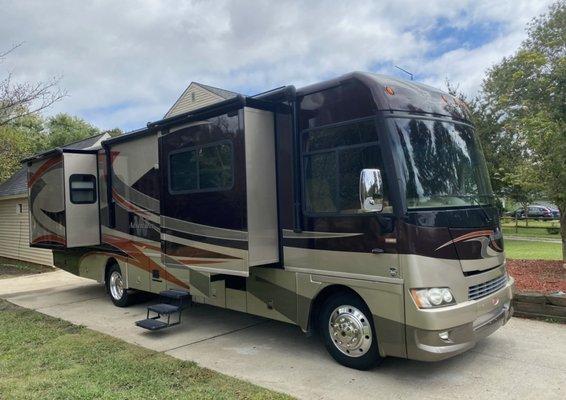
[69,174,97,204]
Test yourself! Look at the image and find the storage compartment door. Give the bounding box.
[63,153,101,247]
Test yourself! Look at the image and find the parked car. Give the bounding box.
[512,205,555,220]
[548,208,561,220]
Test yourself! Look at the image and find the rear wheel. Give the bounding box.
[105,264,132,307]
[319,293,382,370]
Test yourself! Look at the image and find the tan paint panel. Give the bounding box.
[284,246,399,279]
[246,268,297,324]
[63,153,100,247]
[243,107,279,266]
[226,288,246,312]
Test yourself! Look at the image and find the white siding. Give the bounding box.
[165,83,225,118]
[0,195,53,266]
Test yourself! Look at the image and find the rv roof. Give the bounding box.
[20,132,110,164]
[101,127,151,147]
[296,71,471,121]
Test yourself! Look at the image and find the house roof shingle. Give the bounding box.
[194,83,239,100]
[0,168,28,198]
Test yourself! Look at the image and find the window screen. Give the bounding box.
[69,174,97,204]
[169,141,233,193]
[303,119,385,214]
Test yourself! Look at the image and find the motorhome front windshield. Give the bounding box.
[390,117,494,209]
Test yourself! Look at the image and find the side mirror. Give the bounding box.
[359,168,384,212]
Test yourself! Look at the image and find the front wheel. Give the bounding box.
[319,293,382,370]
[105,264,133,307]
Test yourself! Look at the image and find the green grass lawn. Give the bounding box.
[504,239,562,260]
[0,257,53,279]
[501,219,561,239]
[0,299,291,400]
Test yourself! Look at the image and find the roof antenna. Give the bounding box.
[395,65,414,81]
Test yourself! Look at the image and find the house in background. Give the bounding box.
[0,133,110,266]
[164,82,238,118]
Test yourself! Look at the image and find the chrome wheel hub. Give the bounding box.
[109,271,124,300]
[329,305,372,357]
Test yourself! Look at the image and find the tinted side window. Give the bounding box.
[199,143,232,190]
[303,119,386,214]
[169,141,233,193]
[299,80,375,130]
[170,149,197,192]
[69,174,97,204]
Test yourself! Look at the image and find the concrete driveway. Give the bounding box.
[1,270,564,400]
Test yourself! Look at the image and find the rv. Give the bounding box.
[24,72,513,370]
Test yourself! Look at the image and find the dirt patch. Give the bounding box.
[507,259,566,294]
[0,257,53,279]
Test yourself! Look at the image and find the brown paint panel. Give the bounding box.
[103,234,189,289]
[166,242,241,259]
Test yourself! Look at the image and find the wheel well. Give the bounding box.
[104,257,119,284]
[308,285,365,333]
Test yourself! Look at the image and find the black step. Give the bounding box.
[135,318,169,331]
[147,303,180,315]
[159,289,190,300]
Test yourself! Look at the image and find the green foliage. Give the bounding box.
[45,113,100,148]
[0,111,104,183]
[0,112,46,182]
[102,127,124,138]
[480,1,566,259]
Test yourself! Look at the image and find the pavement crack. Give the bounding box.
[162,320,272,353]
[35,295,107,311]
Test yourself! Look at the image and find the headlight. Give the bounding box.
[410,288,455,309]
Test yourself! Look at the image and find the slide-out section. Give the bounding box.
[159,105,279,277]
[26,149,101,249]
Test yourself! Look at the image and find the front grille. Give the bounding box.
[468,274,507,300]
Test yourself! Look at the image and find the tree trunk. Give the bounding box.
[560,205,566,268]
[521,202,530,227]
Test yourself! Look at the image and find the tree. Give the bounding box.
[502,160,544,226]
[445,82,524,198]
[482,1,566,261]
[0,43,66,126]
[0,112,103,183]
[45,113,100,148]
[102,127,123,138]
[0,112,46,182]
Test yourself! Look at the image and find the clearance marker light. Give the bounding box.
[384,86,395,96]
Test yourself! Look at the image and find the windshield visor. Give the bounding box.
[389,117,494,209]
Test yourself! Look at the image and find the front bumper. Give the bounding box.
[406,279,514,362]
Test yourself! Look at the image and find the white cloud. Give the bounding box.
[0,0,554,130]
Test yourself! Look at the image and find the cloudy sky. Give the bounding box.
[0,0,554,131]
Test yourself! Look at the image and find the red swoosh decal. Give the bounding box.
[28,156,62,188]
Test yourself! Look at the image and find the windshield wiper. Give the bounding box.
[452,193,493,223]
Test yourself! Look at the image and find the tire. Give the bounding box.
[105,263,132,307]
[318,292,382,370]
